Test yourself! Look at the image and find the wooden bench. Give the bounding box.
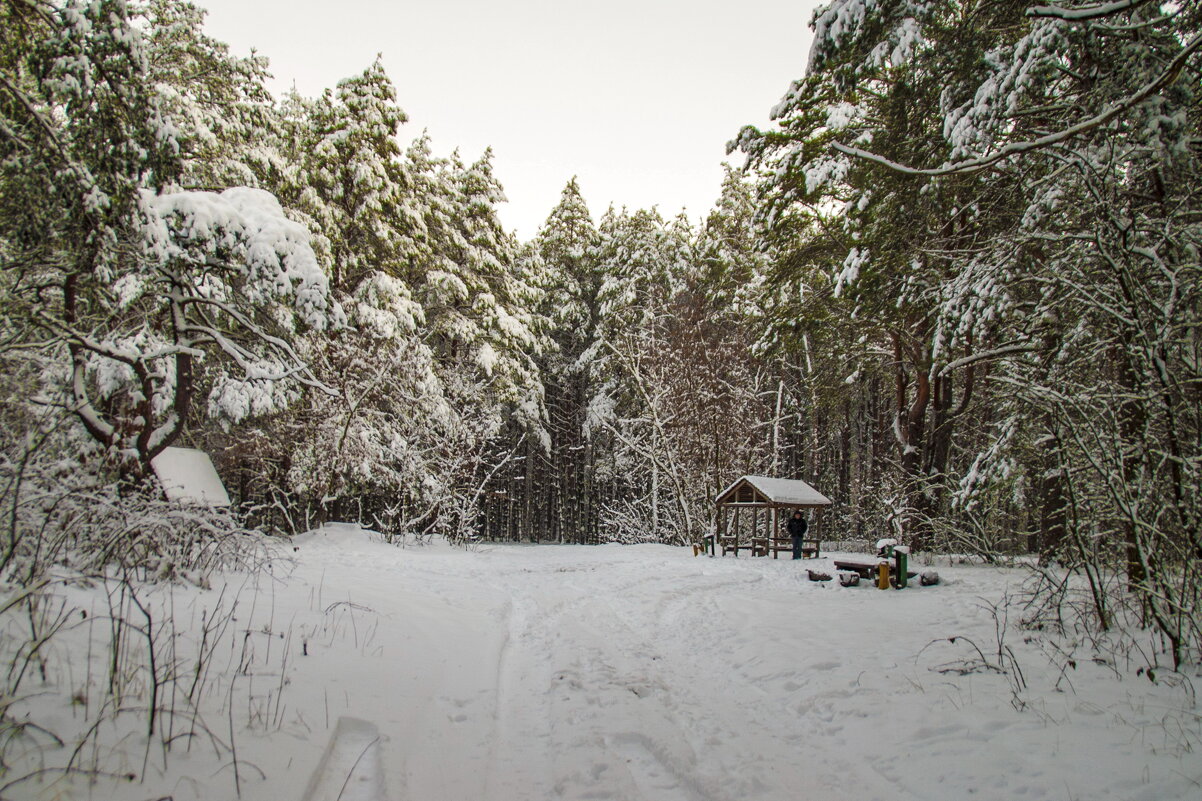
[716,535,821,558]
[767,537,820,558]
[718,535,756,556]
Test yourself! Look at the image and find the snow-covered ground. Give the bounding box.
[8,525,1201,800]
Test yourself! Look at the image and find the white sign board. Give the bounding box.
[151,446,231,507]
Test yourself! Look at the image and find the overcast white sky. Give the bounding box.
[193,0,822,240]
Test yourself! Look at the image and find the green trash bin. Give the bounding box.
[893,546,909,589]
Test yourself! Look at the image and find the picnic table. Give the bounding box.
[833,558,917,580]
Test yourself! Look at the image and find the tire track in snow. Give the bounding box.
[574,568,917,801]
[537,575,742,801]
[291,540,918,800]
[474,558,729,800]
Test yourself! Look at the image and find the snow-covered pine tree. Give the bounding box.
[902,0,1202,663]
[733,0,1030,550]
[489,178,603,542]
[289,57,424,293]
[693,165,768,317]
[141,0,276,190]
[237,67,447,533]
[0,0,340,479]
[533,177,602,351]
[419,146,541,414]
[586,205,743,543]
[410,143,547,541]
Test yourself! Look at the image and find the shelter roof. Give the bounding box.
[715,475,832,507]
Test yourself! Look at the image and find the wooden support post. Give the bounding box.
[754,507,763,556]
[815,507,823,557]
[733,506,740,556]
[771,506,779,559]
[752,507,758,555]
[717,505,725,555]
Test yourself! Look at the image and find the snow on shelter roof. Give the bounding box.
[716,475,832,507]
[151,447,231,507]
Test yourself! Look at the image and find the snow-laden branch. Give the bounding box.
[937,344,1040,377]
[144,410,182,455]
[33,310,139,365]
[0,70,103,213]
[70,354,115,443]
[13,0,57,25]
[33,308,206,365]
[465,432,528,522]
[1027,0,1152,21]
[832,31,1202,176]
[173,294,336,395]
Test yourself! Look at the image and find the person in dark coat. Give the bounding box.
[787,510,808,559]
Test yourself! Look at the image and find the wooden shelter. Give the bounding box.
[712,475,832,557]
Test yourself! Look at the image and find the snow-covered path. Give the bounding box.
[31,525,1189,800]
[216,526,1199,801]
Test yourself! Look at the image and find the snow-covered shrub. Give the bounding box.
[0,400,281,796]
[0,554,292,798]
[0,436,264,585]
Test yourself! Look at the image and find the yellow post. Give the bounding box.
[877,561,891,590]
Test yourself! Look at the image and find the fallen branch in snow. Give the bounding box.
[920,597,1029,700]
[922,635,1009,676]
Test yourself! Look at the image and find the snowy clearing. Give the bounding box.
[9,525,1200,801]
